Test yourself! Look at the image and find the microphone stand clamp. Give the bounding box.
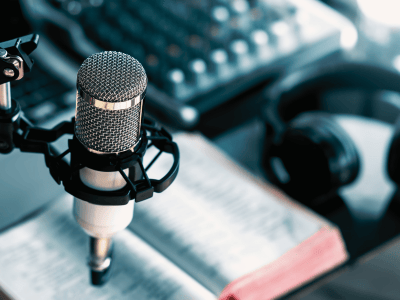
[0,34,39,153]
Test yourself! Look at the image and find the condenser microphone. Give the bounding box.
[72,51,147,285]
[1,42,179,286]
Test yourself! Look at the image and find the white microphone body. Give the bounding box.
[70,51,148,284]
[73,167,133,238]
[72,51,147,240]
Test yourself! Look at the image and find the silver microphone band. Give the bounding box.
[78,86,145,111]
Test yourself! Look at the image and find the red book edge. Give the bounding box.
[218,225,349,300]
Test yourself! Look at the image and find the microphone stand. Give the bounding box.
[0,34,180,286]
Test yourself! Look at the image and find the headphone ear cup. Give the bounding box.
[388,117,400,184]
[268,113,360,202]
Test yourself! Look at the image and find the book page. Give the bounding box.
[131,133,324,295]
[0,195,216,300]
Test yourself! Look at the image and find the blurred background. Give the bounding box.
[2,0,400,298]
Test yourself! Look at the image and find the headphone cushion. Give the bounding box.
[388,117,400,184]
[273,112,360,201]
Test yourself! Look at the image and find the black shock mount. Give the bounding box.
[0,34,179,205]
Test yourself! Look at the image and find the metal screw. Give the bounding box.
[3,69,14,77]
[11,59,19,68]
[0,49,7,59]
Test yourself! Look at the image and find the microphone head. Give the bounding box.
[75,51,147,154]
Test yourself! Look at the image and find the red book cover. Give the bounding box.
[219,226,348,300]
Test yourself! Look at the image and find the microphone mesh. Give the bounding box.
[75,51,147,153]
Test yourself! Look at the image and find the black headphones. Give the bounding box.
[262,62,400,206]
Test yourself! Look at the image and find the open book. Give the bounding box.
[0,134,348,300]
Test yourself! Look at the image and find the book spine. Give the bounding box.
[218,227,348,300]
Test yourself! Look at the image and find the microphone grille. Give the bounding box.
[75,51,147,154]
[77,51,147,102]
[75,102,142,153]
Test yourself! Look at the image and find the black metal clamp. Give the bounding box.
[0,34,39,85]
[0,34,39,153]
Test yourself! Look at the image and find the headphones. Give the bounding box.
[262,62,400,207]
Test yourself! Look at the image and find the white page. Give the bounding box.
[131,134,323,294]
[0,195,216,300]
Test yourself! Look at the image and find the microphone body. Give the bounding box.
[72,51,147,285]
[73,167,133,238]
[73,167,133,284]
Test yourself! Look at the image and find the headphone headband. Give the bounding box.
[264,62,400,143]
